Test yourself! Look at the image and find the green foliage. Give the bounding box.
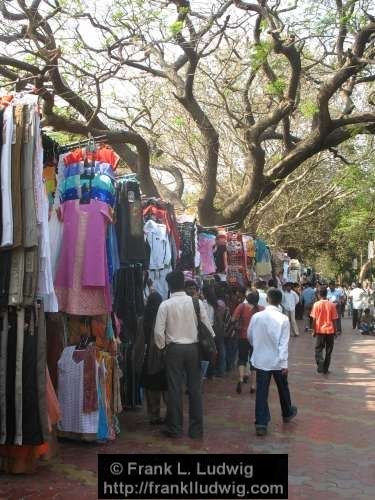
[169,20,184,35]
[265,78,286,96]
[250,41,272,70]
[300,100,319,118]
[172,116,186,127]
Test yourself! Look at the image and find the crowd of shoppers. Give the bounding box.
[142,271,373,438]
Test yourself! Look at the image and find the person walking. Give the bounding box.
[349,283,366,330]
[232,290,264,395]
[248,288,297,436]
[202,286,228,378]
[310,287,338,374]
[301,282,316,332]
[154,271,214,439]
[141,292,167,425]
[282,282,300,337]
[327,281,344,335]
[255,280,268,308]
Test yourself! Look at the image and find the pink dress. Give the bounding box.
[198,233,216,275]
[55,200,112,315]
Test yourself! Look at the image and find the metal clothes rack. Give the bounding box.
[57,134,108,153]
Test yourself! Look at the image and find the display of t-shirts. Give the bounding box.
[198,232,216,275]
[144,219,172,270]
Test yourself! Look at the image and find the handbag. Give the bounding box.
[192,298,217,362]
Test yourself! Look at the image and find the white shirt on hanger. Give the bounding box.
[144,219,172,270]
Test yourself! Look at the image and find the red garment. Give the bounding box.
[311,300,338,334]
[96,144,120,169]
[233,303,265,339]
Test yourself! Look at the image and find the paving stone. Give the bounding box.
[1,318,374,499]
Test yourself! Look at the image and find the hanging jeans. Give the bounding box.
[255,369,294,428]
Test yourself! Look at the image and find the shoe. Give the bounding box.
[317,364,324,373]
[250,387,256,394]
[236,382,242,394]
[243,375,249,384]
[283,406,298,423]
[323,369,330,375]
[255,426,267,436]
[160,429,181,439]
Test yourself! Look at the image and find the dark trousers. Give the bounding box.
[352,309,362,329]
[315,334,334,372]
[255,369,293,427]
[335,305,342,332]
[165,343,202,437]
[145,389,167,422]
[225,336,238,372]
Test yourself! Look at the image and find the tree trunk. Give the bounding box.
[359,259,372,282]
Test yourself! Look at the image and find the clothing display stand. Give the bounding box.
[0,93,60,474]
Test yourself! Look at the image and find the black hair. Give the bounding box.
[268,279,277,288]
[329,281,335,287]
[185,280,198,290]
[143,292,163,339]
[255,279,266,290]
[203,286,218,309]
[267,287,283,305]
[247,290,260,307]
[166,270,185,292]
[236,286,247,296]
[319,287,328,299]
[364,308,370,314]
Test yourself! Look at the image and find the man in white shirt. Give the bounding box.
[248,288,297,436]
[282,283,300,337]
[154,271,214,439]
[255,280,268,308]
[349,283,366,329]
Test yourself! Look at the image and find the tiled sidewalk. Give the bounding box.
[1,319,374,499]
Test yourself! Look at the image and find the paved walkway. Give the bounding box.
[1,318,375,499]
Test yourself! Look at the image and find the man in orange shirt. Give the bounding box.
[310,287,339,374]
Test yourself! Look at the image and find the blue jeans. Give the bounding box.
[207,336,226,377]
[200,361,209,378]
[255,369,293,427]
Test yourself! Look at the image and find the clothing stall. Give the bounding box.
[0,94,60,473]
